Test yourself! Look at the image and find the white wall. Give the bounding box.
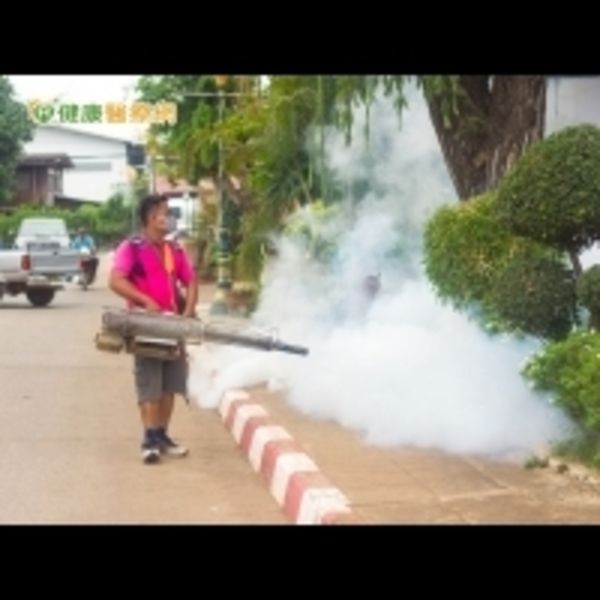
[545,76,600,134]
[544,76,600,266]
[24,125,133,202]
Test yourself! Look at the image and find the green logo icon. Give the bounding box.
[28,100,56,123]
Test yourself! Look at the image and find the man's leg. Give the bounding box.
[90,256,99,280]
[134,356,165,464]
[157,355,189,457]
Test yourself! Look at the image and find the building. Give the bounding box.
[20,124,140,204]
[545,76,600,134]
[153,175,197,199]
[13,153,73,206]
[544,76,600,267]
[153,175,200,237]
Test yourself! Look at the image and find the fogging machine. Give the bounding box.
[95,307,309,360]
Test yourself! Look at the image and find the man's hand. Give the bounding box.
[143,298,161,312]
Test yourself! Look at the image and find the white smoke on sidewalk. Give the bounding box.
[188,82,576,460]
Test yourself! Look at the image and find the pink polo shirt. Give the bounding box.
[111,237,195,312]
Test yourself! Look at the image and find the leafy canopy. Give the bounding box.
[423,192,546,312]
[495,124,600,254]
[134,75,465,282]
[0,77,34,203]
[522,330,600,433]
[489,252,577,341]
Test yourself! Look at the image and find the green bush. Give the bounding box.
[495,124,600,254]
[423,192,549,313]
[489,252,577,341]
[0,194,133,248]
[522,330,600,433]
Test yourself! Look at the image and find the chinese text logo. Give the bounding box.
[27,100,177,125]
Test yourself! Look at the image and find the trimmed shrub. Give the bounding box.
[495,124,600,254]
[522,330,600,433]
[423,191,549,313]
[489,252,577,341]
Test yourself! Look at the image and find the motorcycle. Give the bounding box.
[78,246,97,290]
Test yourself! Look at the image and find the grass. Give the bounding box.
[523,432,600,472]
[552,433,600,471]
[524,455,549,469]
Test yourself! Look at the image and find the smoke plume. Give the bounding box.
[188,82,576,461]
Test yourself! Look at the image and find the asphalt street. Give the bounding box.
[0,258,287,524]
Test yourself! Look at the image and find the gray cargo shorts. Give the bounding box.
[133,354,188,403]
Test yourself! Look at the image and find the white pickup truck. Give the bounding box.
[0,217,81,307]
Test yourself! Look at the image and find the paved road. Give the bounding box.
[0,256,287,524]
[7,253,599,524]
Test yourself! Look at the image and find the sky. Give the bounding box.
[8,75,147,142]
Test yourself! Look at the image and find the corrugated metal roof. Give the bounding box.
[18,153,74,168]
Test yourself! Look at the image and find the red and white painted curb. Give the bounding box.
[218,389,364,525]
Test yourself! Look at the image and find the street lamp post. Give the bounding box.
[178,77,260,316]
[209,75,232,315]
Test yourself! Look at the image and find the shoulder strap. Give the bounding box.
[126,237,181,280]
[163,241,175,275]
[164,240,185,273]
[128,236,145,278]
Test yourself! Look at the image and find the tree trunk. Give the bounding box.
[568,249,583,278]
[424,76,547,201]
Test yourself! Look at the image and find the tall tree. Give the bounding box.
[136,75,265,206]
[425,76,546,199]
[137,75,547,203]
[332,75,547,200]
[0,77,35,203]
[134,75,549,280]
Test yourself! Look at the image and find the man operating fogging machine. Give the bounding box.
[109,193,198,465]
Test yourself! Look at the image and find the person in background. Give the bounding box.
[363,274,381,302]
[108,194,198,464]
[71,226,99,281]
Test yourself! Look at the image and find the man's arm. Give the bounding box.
[176,247,198,318]
[109,241,159,310]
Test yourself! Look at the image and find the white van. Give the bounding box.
[167,194,200,240]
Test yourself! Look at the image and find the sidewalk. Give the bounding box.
[195,284,600,524]
[248,385,600,523]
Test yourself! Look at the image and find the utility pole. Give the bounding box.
[161,77,262,316]
[209,75,231,315]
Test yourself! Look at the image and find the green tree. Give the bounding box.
[489,252,578,341]
[330,75,546,200]
[495,124,600,276]
[423,192,537,312]
[0,77,35,204]
[135,75,549,283]
[424,124,600,342]
[422,191,567,337]
[135,76,329,280]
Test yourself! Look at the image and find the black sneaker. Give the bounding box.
[141,440,161,464]
[158,433,189,457]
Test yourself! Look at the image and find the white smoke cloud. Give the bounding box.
[188,81,576,461]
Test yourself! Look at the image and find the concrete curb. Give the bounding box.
[218,388,364,525]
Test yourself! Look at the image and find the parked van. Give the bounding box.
[167,194,200,240]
